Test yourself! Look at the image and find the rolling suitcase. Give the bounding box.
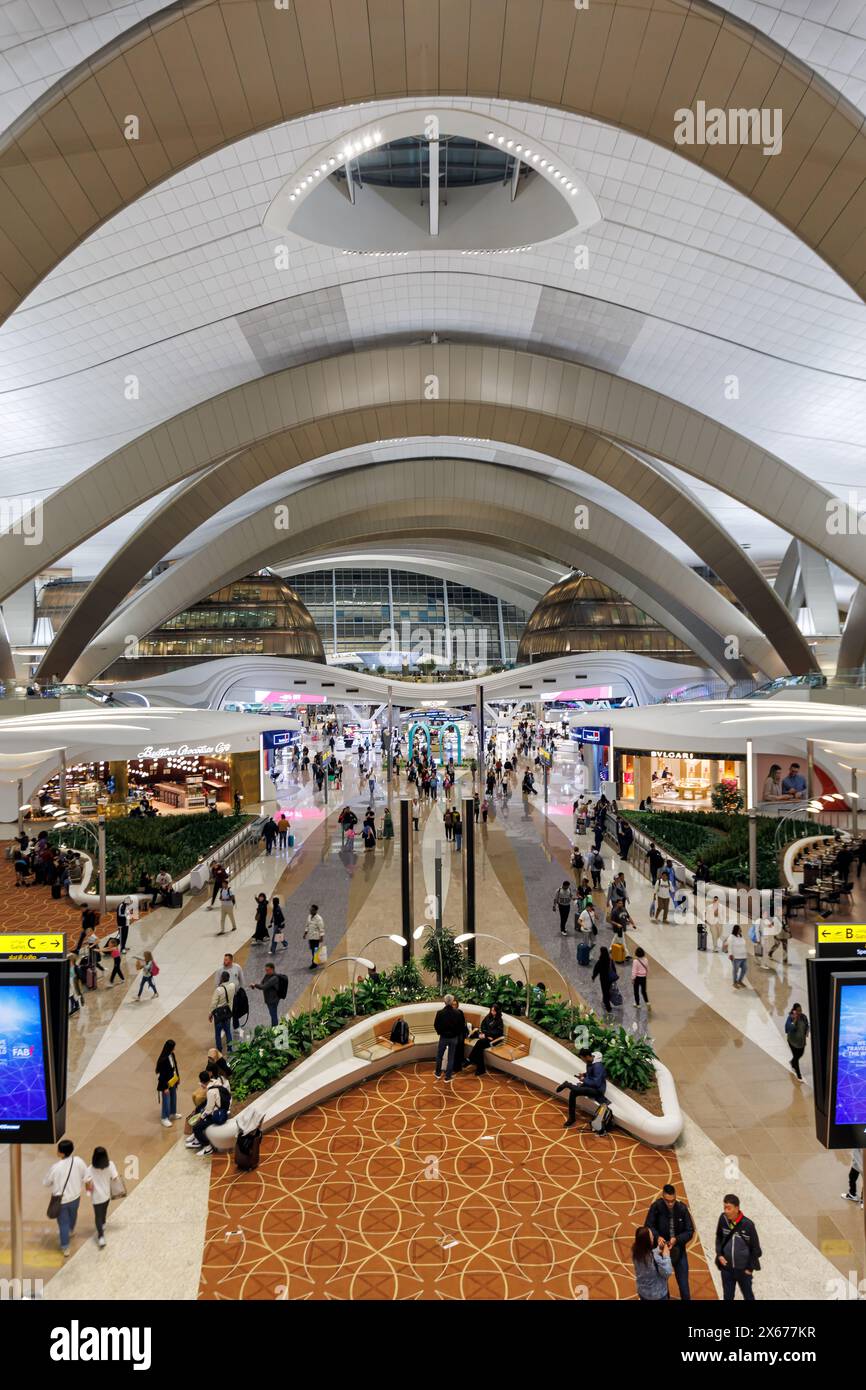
[576,940,591,967]
[610,939,626,965]
[51,882,62,899]
[85,965,96,990]
[234,1125,263,1172]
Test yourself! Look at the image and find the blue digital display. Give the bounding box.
[833,982,866,1126]
[0,983,49,1124]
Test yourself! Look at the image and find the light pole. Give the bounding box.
[352,933,407,988]
[499,950,581,1025]
[309,954,375,1045]
[56,815,108,918]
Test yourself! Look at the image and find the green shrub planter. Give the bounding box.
[50,812,254,895]
[620,809,833,889]
[229,959,658,1104]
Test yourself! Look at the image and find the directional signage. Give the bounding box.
[817,923,866,944]
[0,934,65,959]
[816,923,866,960]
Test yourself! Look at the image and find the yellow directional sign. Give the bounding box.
[0,933,65,956]
[816,923,866,944]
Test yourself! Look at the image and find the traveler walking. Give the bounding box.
[632,1228,674,1300]
[303,904,325,968]
[588,847,604,890]
[591,946,617,1013]
[253,892,269,942]
[632,947,650,1008]
[723,925,748,988]
[106,938,124,986]
[841,1148,863,1206]
[554,881,574,936]
[444,807,453,842]
[453,810,463,850]
[262,818,278,856]
[705,894,726,951]
[210,971,236,1053]
[784,1003,809,1081]
[207,860,227,908]
[252,961,283,1027]
[217,880,237,934]
[43,1139,87,1257]
[276,813,290,849]
[654,874,671,922]
[135,950,159,999]
[268,897,287,953]
[84,1146,121,1248]
[155,1039,180,1128]
[715,1194,762,1300]
[645,1183,694,1300]
[767,915,791,964]
[433,994,464,1082]
[555,1048,608,1128]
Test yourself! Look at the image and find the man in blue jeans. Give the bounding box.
[43,1139,87,1257]
[715,1194,762,1300]
[433,995,465,1082]
[209,972,235,1052]
[252,963,282,1027]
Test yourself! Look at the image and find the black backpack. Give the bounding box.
[232,986,249,1026]
[276,973,289,1000]
[390,1019,410,1045]
[216,1084,231,1113]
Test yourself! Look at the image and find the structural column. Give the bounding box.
[745,738,757,891]
[462,795,475,961]
[58,747,67,808]
[399,796,413,963]
[852,767,859,837]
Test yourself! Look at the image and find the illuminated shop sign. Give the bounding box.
[651,750,695,759]
[137,742,231,759]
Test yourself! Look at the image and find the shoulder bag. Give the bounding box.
[47,1159,74,1220]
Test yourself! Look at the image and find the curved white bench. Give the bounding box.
[203,1002,682,1152]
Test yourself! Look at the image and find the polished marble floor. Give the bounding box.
[8,734,865,1300]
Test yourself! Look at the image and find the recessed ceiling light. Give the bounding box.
[506,139,513,148]
[532,154,540,163]
[329,157,336,166]
[540,160,548,168]
[515,144,523,153]
[497,136,505,144]
[487,130,495,140]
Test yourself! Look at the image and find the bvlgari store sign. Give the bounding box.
[137,742,231,759]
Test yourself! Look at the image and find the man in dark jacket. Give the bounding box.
[645,1183,695,1300]
[715,1194,762,1300]
[433,995,464,1082]
[262,818,278,855]
[555,1049,607,1129]
[252,963,282,1027]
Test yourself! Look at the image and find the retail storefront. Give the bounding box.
[615,746,744,809]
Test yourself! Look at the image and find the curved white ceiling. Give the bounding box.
[0,1,864,654]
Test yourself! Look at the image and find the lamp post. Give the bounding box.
[309,954,375,1046]
[352,934,407,988]
[56,815,108,918]
[499,950,579,1025]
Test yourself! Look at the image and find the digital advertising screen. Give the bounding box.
[0,973,56,1143]
[830,977,866,1132]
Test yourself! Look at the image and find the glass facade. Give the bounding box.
[284,568,529,669]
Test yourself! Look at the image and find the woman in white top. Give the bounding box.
[724,924,748,989]
[84,1146,120,1248]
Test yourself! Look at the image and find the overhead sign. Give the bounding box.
[0,935,65,959]
[817,924,866,944]
[137,742,230,759]
[573,727,610,745]
[652,750,695,759]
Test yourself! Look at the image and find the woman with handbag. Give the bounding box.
[155,1038,180,1128]
[84,1146,124,1248]
[253,891,269,942]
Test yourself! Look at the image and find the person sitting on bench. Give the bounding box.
[466,1002,505,1075]
[555,1049,608,1129]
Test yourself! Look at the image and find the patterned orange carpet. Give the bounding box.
[199,1065,717,1300]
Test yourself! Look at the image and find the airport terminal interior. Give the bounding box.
[1,0,866,1315]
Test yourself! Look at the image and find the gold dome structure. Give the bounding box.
[517,571,696,665]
